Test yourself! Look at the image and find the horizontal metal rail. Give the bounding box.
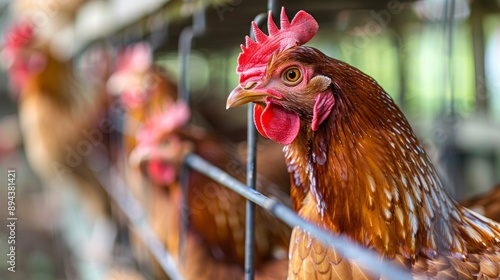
[184,153,413,280]
[95,166,184,280]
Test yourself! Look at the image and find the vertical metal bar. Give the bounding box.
[178,164,190,263]
[178,8,206,103]
[244,1,278,278]
[244,103,257,280]
[268,0,280,17]
[445,0,456,115]
[178,28,193,103]
[440,0,456,115]
[178,24,193,261]
[244,15,264,279]
[244,13,264,280]
[149,15,169,52]
[470,1,487,113]
[178,5,206,265]
[440,0,460,196]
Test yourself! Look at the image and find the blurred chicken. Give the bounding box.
[107,42,176,192]
[11,0,90,61]
[130,100,290,279]
[2,20,112,229]
[106,43,178,278]
[461,185,500,223]
[227,8,500,279]
[107,45,290,278]
[107,42,290,193]
[12,0,88,19]
[107,42,177,159]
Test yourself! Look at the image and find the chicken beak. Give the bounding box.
[226,85,273,109]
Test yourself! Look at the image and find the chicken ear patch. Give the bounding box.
[312,92,335,131]
[254,99,300,145]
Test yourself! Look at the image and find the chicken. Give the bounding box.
[131,100,290,279]
[106,42,178,277]
[226,8,500,279]
[3,20,112,225]
[107,42,177,158]
[107,41,178,204]
[461,185,500,223]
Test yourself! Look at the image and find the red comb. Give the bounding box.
[137,100,190,146]
[3,20,35,53]
[236,8,319,84]
[116,42,152,73]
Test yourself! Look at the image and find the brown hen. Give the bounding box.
[107,42,178,278]
[107,42,177,158]
[227,8,500,279]
[131,100,290,279]
[3,20,112,221]
[461,185,500,223]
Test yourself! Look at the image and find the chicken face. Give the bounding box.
[129,100,192,186]
[226,8,335,145]
[107,43,155,109]
[2,20,46,94]
[6,51,47,92]
[227,47,335,145]
[133,135,193,186]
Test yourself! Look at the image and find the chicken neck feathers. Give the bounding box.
[282,47,500,279]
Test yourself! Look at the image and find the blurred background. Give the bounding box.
[0,0,499,279]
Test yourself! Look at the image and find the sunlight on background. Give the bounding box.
[485,15,500,121]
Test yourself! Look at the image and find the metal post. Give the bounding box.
[443,0,456,115]
[177,4,206,265]
[244,99,258,280]
[244,11,269,280]
[470,1,487,113]
[149,14,170,52]
[244,3,278,279]
[178,7,206,104]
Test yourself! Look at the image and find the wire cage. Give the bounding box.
[2,0,500,279]
[94,1,415,279]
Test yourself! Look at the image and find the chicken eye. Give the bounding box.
[282,67,302,85]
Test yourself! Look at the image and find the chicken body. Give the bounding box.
[4,22,111,220]
[133,103,290,279]
[227,9,500,279]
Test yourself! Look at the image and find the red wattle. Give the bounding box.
[253,104,269,139]
[148,160,177,185]
[253,98,300,145]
